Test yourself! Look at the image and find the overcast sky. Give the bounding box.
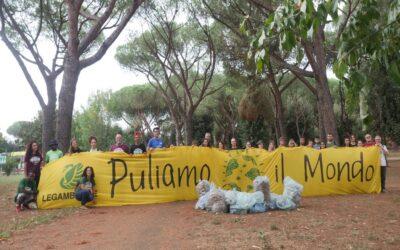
[0,41,146,140]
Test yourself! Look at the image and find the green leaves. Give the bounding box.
[60,163,84,190]
[389,61,400,85]
[225,158,239,176]
[245,168,260,181]
[242,155,256,166]
[333,61,348,79]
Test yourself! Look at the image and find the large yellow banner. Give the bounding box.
[38,146,381,209]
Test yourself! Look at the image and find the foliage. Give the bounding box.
[115,0,220,144]
[6,112,42,147]
[107,84,168,135]
[72,91,122,151]
[0,133,18,153]
[2,156,18,176]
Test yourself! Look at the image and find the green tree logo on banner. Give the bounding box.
[222,151,264,192]
[60,163,84,189]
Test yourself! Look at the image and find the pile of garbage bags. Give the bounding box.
[195,176,303,214]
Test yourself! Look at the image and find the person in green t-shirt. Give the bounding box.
[75,166,96,208]
[45,139,64,163]
[15,172,37,212]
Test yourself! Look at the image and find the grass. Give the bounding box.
[0,175,23,185]
[0,174,78,239]
[0,208,78,239]
[258,231,273,250]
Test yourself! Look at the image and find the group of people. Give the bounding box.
[15,128,389,212]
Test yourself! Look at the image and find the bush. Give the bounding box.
[2,156,18,176]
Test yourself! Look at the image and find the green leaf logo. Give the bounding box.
[242,155,257,166]
[245,168,260,181]
[225,159,239,176]
[60,163,84,189]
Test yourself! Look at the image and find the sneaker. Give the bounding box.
[382,189,386,193]
[28,202,37,209]
[16,206,22,212]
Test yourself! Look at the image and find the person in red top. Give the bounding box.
[363,134,375,147]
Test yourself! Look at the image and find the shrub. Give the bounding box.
[2,156,18,176]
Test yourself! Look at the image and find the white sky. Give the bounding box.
[0,40,146,140]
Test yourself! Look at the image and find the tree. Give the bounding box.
[6,112,43,147]
[116,0,220,145]
[72,90,122,151]
[201,0,317,141]
[0,0,144,152]
[107,84,168,135]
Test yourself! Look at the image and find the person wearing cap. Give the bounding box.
[130,131,147,155]
[147,127,165,151]
[110,133,129,153]
[15,172,37,212]
[45,139,64,163]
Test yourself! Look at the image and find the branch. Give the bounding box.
[80,0,144,68]
[78,0,116,54]
[270,52,314,78]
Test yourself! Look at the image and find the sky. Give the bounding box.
[0,40,146,140]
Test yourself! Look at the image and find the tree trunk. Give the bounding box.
[184,113,194,146]
[57,64,80,152]
[305,27,339,145]
[56,1,80,153]
[273,91,286,140]
[42,104,56,154]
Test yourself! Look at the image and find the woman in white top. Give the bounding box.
[375,135,389,192]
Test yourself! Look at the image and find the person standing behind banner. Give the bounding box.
[313,137,321,150]
[88,136,100,152]
[24,141,44,189]
[230,137,238,150]
[204,132,213,147]
[147,127,165,151]
[288,139,297,147]
[130,131,146,155]
[68,138,82,154]
[343,137,351,147]
[201,138,210,147]
[363,133,375,147]
[45,139,64,163]
[75,166,96,208]
[350,134,358,147]
[299,136,306,146]
[375,135,389,193]
[110,133,129,153]
[268,140,276,152]
[217,140,225,150]
[326,133,336,148]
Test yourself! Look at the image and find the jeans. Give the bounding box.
[381,166,387,191]
[75,189,94,205]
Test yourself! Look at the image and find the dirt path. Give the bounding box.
[2,162,400,249]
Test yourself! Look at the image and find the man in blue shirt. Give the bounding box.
[147,127,165,151]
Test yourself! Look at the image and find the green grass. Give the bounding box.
[0,174,78,239]
[0,207,78,239]
[0,175,23,185]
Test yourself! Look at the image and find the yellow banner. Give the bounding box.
[38,146,381,209]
